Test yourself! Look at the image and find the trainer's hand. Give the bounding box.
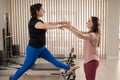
[58,21,68,25]
[62,22,72,29]
[58,26,65,30]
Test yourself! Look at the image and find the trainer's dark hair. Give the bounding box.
[90,16,100,47]
[90,16,99,33]
[30,3,42,17]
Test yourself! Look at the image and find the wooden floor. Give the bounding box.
[0,59,120,80]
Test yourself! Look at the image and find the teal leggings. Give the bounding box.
[11,45,70,80]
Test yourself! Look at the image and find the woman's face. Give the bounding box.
[37,7,45,17]
[86,18,93,29]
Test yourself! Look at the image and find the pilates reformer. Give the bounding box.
[1,48,76,80]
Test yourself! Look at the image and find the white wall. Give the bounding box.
[106,0,119,58]
[0,0,9,50]
[119,0,120,58]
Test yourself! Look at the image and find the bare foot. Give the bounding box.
[69,65,80,72]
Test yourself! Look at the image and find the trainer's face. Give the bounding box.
[37,7,45,17]
[86,18,93,29]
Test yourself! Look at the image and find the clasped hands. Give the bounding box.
[58,21,72,30]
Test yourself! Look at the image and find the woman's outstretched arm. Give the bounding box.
[35,21,67,29]
[64,23,91,40]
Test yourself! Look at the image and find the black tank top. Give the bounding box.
[28,17,47,48]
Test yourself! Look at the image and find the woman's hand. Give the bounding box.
[58,21,71,30]
[59,26,65,30]
[47,21,72,30]
[62,22,72,29]
[48,21,68,25]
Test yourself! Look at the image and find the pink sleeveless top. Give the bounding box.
[83,33,100,63]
